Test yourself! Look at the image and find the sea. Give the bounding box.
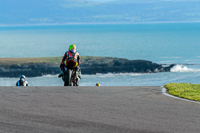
[0,23,200,86]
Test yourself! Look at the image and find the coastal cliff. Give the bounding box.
[0,56,175,77]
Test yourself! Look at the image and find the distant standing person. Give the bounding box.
[16,75,28,86]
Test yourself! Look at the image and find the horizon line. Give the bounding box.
[1,21,200,27]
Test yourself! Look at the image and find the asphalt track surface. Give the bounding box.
[0,86,199,133]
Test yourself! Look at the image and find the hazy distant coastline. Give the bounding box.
[1,0,200,25]
[1,21,200,27]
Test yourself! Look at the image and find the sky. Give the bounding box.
[89,0,116,2]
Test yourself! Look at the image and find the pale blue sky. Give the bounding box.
[88,0,116,2]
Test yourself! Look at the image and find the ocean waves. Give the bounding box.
[21,64,200,79]
[170,65,200,72]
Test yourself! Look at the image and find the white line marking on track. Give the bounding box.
[161,86,200,104]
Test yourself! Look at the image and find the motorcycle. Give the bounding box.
[62,60,80,86]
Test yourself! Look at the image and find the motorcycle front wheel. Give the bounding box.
[64,69,73,86]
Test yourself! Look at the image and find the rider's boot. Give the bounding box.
[75,77,80,86]
[78,69,81,79]
[58,71,64,78]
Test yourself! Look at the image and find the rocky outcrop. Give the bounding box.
[81,58,175,74]
[0,63,59,77]
[0,57,175,77]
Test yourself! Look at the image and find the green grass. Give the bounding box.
[164,83,200,102]
[0,57,62,65]
[0,56,111,65]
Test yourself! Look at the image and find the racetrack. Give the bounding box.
[0,86,199,133]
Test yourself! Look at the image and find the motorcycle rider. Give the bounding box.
[58,44,81,85]
[16,75,28,86]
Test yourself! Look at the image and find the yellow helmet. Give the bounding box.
[69,44,76,53]
[96,83,100,86]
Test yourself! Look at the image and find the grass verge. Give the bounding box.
[0,57,62,65]
[164,83,200,102]
[0,56,114,66]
